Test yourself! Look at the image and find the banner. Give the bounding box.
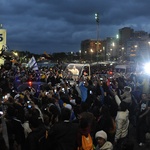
[0,29,6,50]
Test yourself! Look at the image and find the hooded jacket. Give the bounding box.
[95,141,113,150]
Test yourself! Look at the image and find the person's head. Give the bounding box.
[123,86,131,93]
[95,130,107,147]
[79,117,90,129]
[29,116,40,129]
[73,65,76,69]
[60,107,71,121]
[142,93,147,100]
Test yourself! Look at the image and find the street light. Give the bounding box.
[95,13,100,64]
[71,51,73,62]
[79,50,81,61]
[90,49,93,62]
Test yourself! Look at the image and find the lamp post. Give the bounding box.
[95,13,100,64]
[121,47,124,61]
[71,51,73,62]
[79,50,81,62]
[112,42,115,60]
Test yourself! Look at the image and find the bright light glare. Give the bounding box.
[144,63,150,74]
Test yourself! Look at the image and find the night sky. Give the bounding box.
[1,0,150,54]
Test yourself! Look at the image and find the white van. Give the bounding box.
[114,64,136,73]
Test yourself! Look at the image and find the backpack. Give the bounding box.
[80,134,93,150]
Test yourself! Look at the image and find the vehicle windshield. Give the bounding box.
[62,63,90,79]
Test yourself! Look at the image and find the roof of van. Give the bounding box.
[67,63,90,66]
[115,65,128,69]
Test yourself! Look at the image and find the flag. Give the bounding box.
[27,56,38,70]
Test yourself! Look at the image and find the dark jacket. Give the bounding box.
[47,121,79,150]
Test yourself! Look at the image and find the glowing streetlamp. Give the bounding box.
[134,45,137,48]
[79,50,81,60]
[112,42,115,47]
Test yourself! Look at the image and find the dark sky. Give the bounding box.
[1,0,150,54]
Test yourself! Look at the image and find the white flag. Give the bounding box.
[27,56,38,70]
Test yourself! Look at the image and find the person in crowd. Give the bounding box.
[77,116,94,150]
[120,86,132,106]
[95,130,113,150]
[25,110,47,150]
[79,79,88,102]
[68,65,79,76]
[22,112,32,138]
[114,101,129,150]
[47,107,79,150]
[141,74,150,94]
[73,96,82,119]
[5,105,25,150]
[131,86,142,104]
[114,81,123,100]
[94,105,116,144]
[136,102,148,146]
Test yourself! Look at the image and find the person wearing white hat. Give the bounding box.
[120,86,132,104]
[95,130,113,150]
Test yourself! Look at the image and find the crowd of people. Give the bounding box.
[0,63,150,150]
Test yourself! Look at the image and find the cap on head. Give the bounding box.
[124,86,132,92]
[95,130,107,141]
